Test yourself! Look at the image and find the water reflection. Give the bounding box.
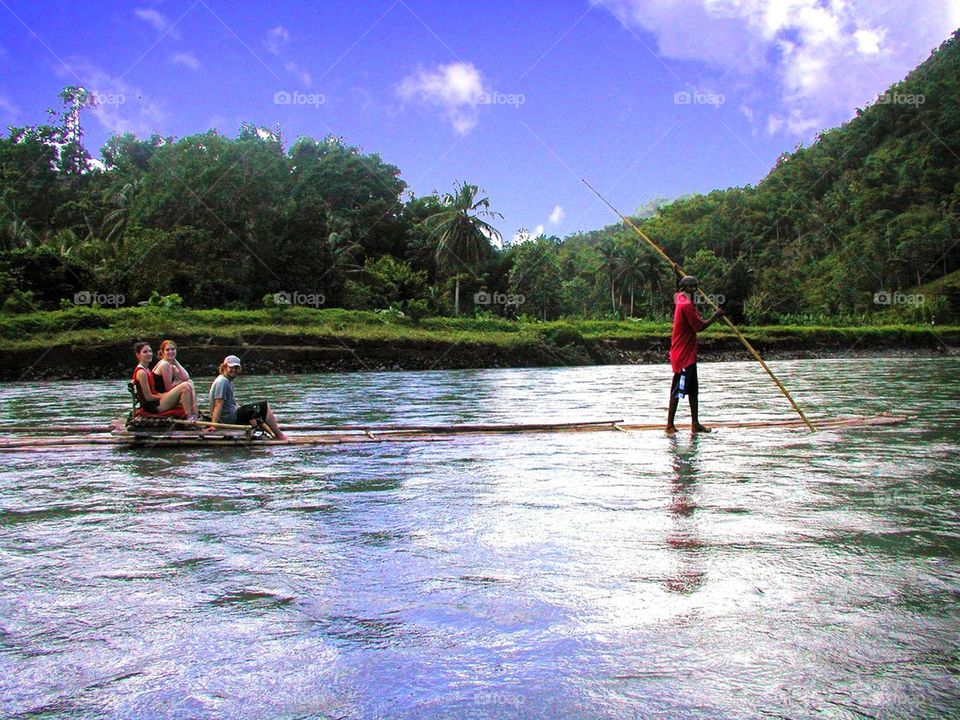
[0,358,957,719]
[665,436,707,595]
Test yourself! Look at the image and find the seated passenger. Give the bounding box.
[208,354,287,440]
[153,339,198,418]
[131,341,196,420]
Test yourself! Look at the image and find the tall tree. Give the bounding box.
[598,237,621,315]
[425,182,502,315]
[614,241,649,317]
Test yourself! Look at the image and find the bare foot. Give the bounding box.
[692,424,712,433]
[665,425,678,435]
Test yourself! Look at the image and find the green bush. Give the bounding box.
[1,289,38,314]
[540,325,584,347]
[144,292,184,309]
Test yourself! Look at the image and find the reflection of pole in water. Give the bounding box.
[665,436,707,594]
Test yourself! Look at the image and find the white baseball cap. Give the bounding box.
[223,355,242,367]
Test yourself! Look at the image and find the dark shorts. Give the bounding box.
[236,401,269,425]
[671,363,699,399]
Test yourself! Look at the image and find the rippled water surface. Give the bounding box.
[0,358,958,719]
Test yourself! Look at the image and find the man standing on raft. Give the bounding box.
[666,276,723,435]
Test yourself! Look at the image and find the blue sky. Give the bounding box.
[1,0,958,242]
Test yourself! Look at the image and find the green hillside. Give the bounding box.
[576,30,960,323]
[1,32,957,325]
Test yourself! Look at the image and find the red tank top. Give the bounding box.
[132,365,158,405]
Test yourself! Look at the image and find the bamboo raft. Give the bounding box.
[0,413,907,451]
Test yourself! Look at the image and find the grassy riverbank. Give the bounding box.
[0,307,956,381]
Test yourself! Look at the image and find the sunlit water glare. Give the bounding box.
[0,358,957,718]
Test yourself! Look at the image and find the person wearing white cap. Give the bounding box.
[208,354,286,439]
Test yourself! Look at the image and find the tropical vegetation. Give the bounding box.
[2,33,958,326]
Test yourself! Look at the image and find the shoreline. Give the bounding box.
[0,333,954,382]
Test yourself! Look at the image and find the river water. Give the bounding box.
[0,358,957,719]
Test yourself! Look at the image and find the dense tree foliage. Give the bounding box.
[1,33,958,321]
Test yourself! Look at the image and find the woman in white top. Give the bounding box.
[131,342,196,420]
[153,339,198,418]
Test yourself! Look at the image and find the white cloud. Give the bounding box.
[134,8,180,39]
[396,61,490,135]
[766,108,820,136]
[170,51,200,70]
[513,208,562,244]
[599,0,960,137]
[264,26,290,56]
[56,59,168,136]
[263,27,312,87]
[0,94,21,119]
[853,28,883,55]
[284,60,312,88]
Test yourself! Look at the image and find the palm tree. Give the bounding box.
[643,253,666,316]
[425,182,502,315]
[101,178,142,257]
[1,216,35,251]
[614,241,646,317]
[598,237,621,315]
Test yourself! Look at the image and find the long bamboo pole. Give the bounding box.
[0,418,626,436]
[166,417,281,439]
[0,424,113,434]
[249,419,625,433]
[0,416,908,450]
[166,418,253,431]
[583,179,816,432]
